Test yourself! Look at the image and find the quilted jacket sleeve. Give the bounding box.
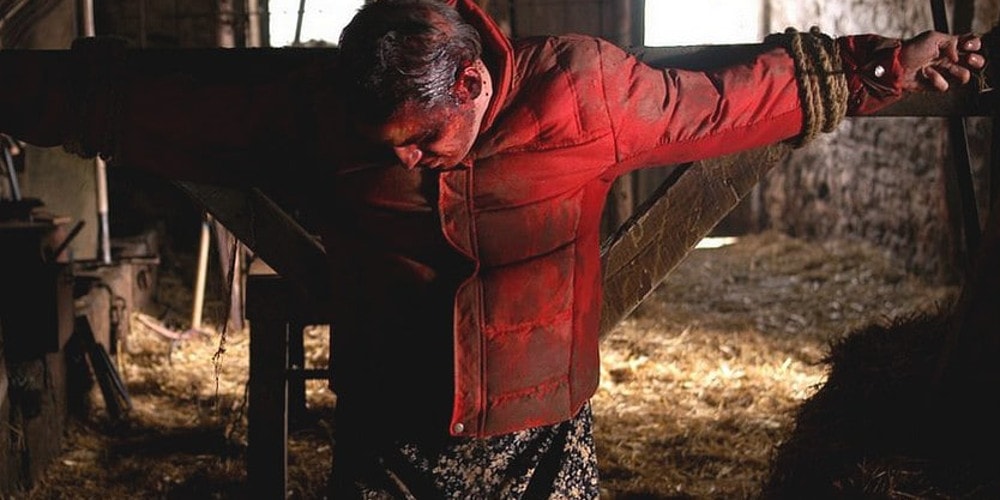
[599,35,903,176]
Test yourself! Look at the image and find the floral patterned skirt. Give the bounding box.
[329,402,599,499]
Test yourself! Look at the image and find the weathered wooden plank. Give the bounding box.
[245,275,291,499]
[244,261,333,496]
[163,39,992,317]
[598,144,792,337]
[287,320,307,426]
[174,183,330,304]
[639,44,995,118]
[246,316,289,499]
[932,0,983,262]
[873,88,993,117]
[932,194,1000,421]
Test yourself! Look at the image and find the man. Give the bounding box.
[0,0,987,497]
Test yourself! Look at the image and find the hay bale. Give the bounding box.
[761,307,1000,499]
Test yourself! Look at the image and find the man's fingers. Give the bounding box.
[922,66,951,91]
[940,36,960,63]
[941,61,973,84]
[966,52,986,69]
[902,32,987,92]
[959,34,982,52]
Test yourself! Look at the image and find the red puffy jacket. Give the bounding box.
[0,0,903,439]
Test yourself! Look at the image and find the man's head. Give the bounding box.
[339,0,491,169]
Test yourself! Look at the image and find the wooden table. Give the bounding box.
[245,259,329,498]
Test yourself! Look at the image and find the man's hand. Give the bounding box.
[900,31,986,92]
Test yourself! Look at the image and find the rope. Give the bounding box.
[766,27,849,147]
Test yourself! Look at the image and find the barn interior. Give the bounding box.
[0,0,998,498]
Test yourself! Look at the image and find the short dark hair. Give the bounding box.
[338,0,482,124]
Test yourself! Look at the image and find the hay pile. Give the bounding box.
[22,231,962,499]
[760,310,1000,499]
[23,266,336,499]
[592,232,958,499]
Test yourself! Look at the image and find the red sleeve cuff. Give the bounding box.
[838,35,904,115]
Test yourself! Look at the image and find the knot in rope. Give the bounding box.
[766,27,849,147]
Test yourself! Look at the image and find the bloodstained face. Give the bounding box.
[367,98,482,170]
[360,57,493,170]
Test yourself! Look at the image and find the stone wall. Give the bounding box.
[762,0,997,281]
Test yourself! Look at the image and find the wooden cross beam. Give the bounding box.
[597,42,997,336]
[160,38,995,498]
[163,41,995,335]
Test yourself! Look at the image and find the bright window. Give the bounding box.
[268,0,365,47]
[645,0,762,46]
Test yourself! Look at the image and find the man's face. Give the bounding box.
[368,98,482,170]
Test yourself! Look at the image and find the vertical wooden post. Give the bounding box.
[247,274,289,498]
[931,0,982,266]
[217,0,236,48]
[288,321,306,426]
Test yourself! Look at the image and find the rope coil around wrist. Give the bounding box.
[64,36,126,162]
[765,27,849,147]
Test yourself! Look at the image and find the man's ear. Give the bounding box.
[454,62,483,103]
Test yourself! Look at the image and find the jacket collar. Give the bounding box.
[447,0,513,134]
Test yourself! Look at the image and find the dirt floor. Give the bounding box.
[16,231,958,499]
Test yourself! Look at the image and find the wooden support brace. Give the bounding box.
[598,144,791,336]
[287,320,307,426]
[245,271,291,499]
[244,261,331,497]
[156,43,993,317]
[139,37,995,496]
[174,183,330,304]
[931,0,983,266]
[930,194,1000,447]
[246,313,288,499]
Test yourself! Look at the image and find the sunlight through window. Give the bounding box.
[645,0,763,46]
[696,236,739,249]
[268,0,364,47]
